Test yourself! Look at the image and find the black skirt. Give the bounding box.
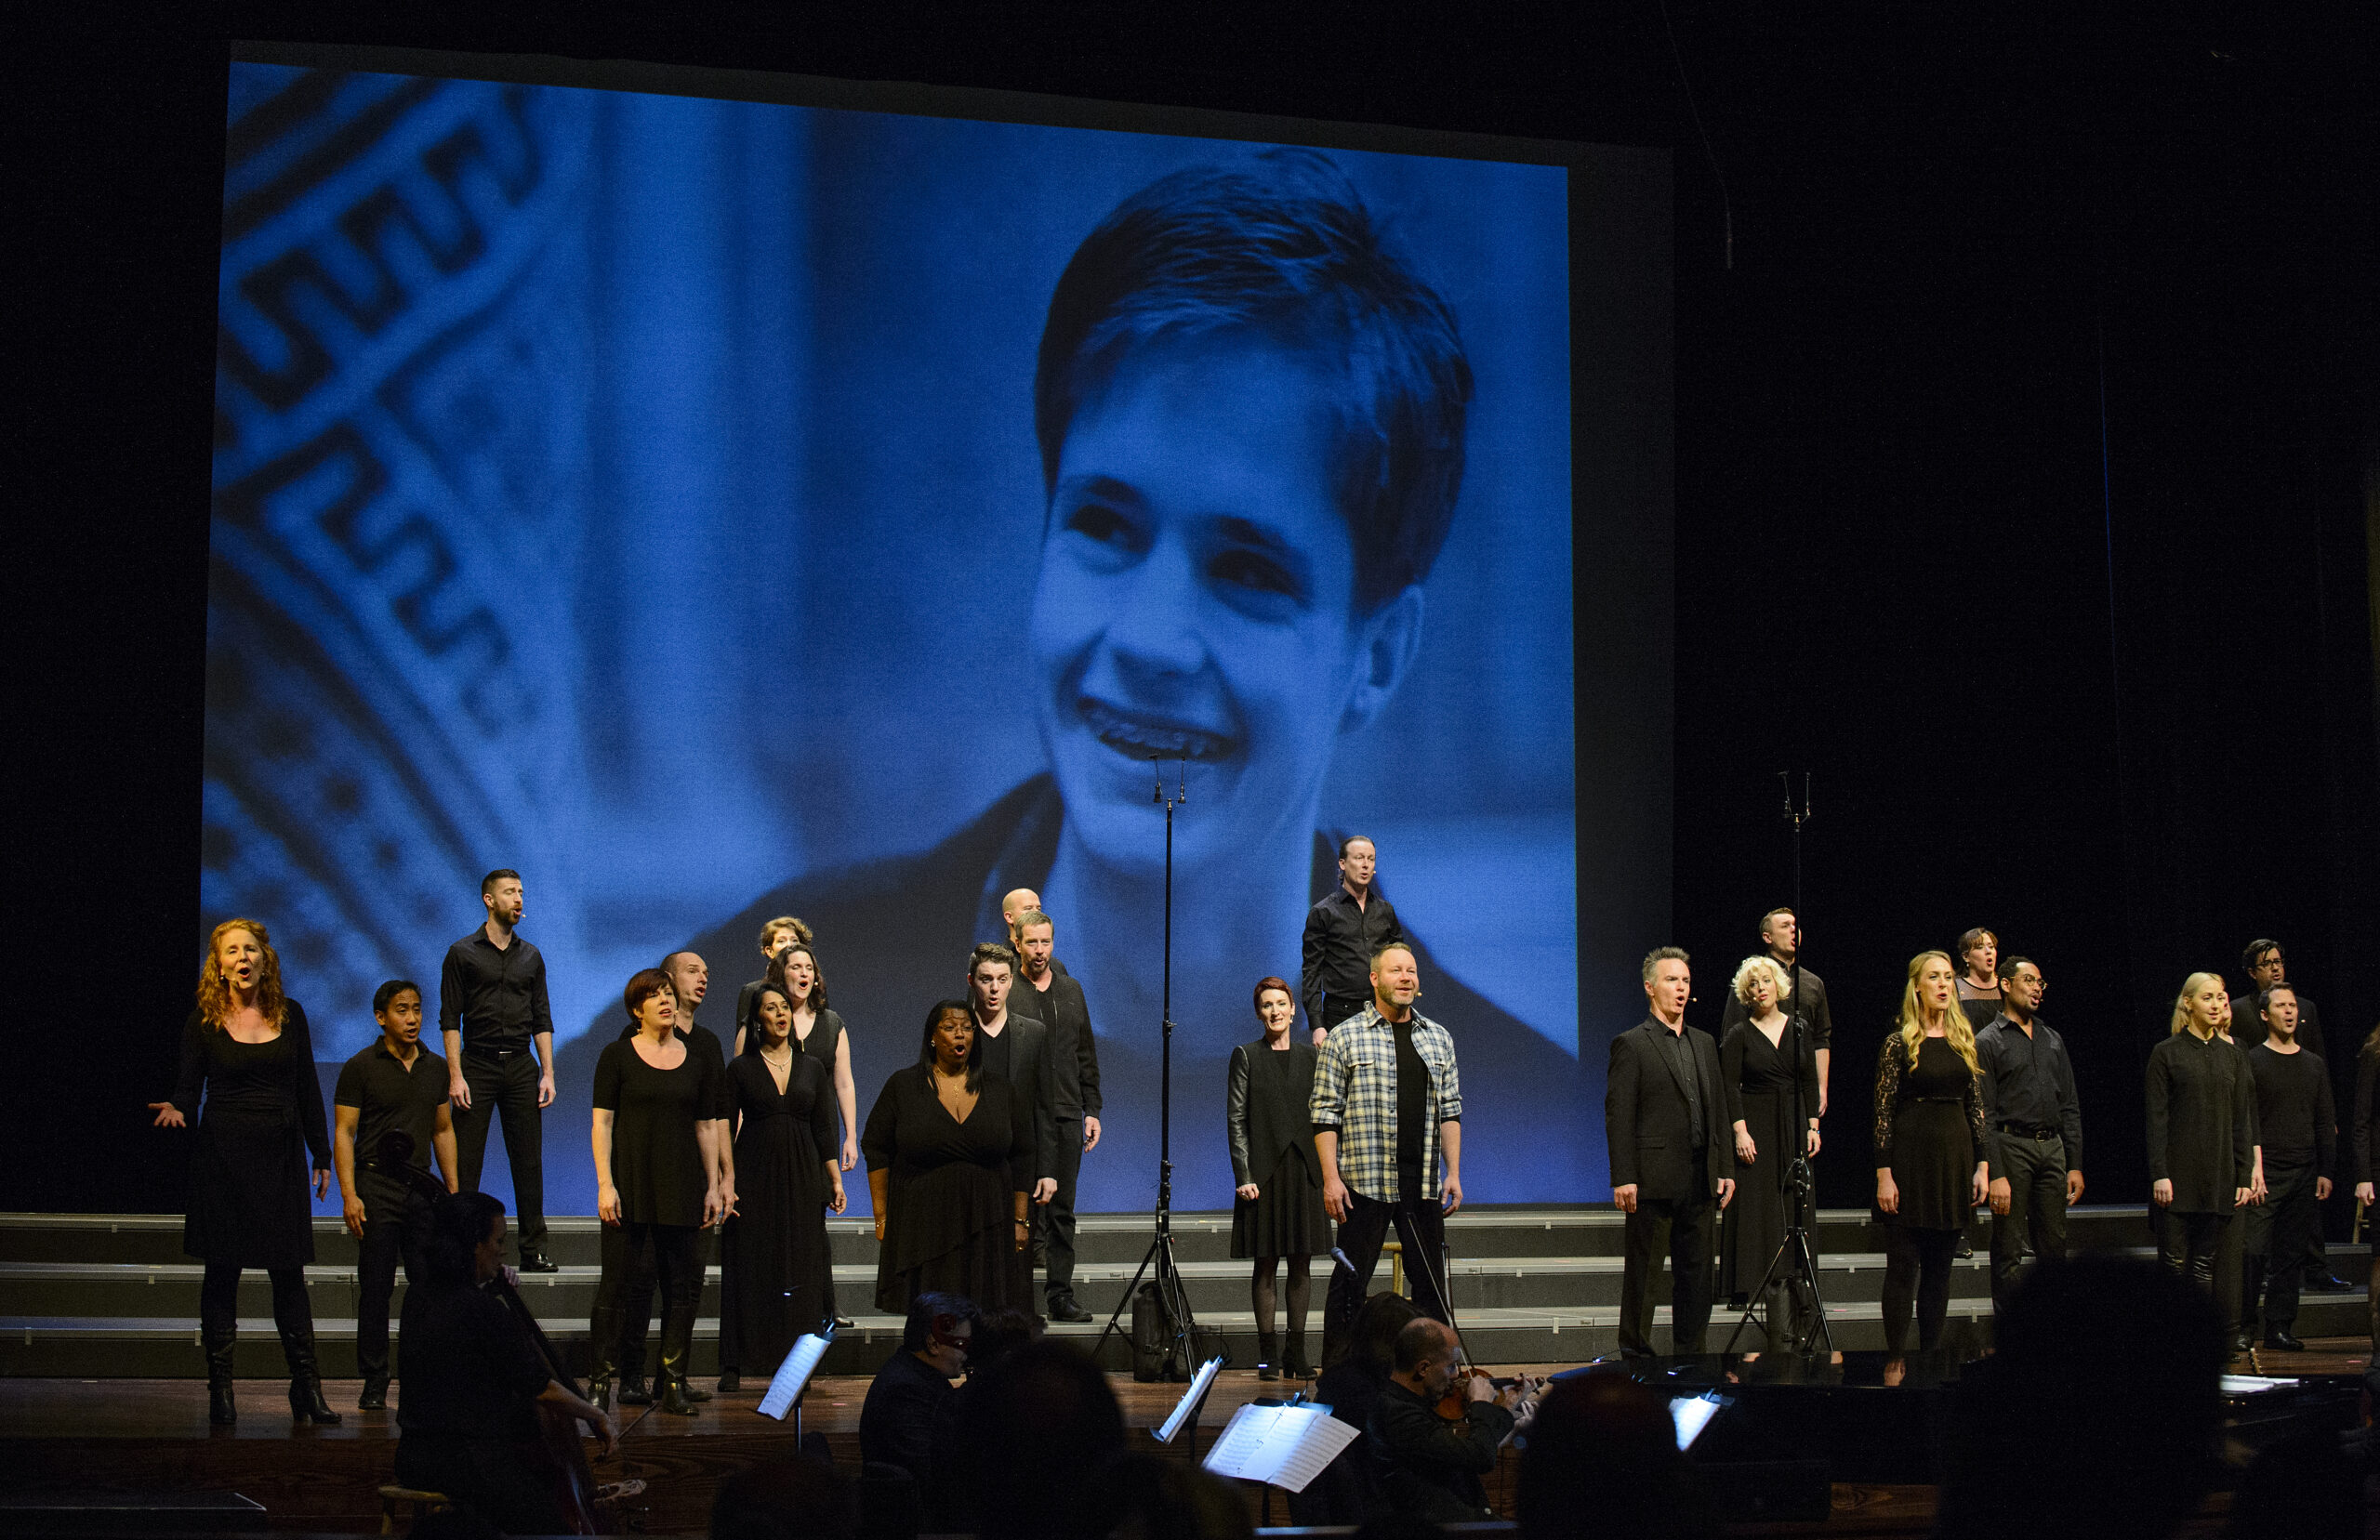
[1231,1148,1328,1259]
[186,1110,317,1270]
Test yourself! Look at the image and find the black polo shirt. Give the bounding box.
[438,929,553,1053]
[335,1039,449,1202]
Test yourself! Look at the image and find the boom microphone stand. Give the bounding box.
[1095,757,1215,1378]
[1725,772,1834,1357]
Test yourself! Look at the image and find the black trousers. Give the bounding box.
[452,1048,547,1254]
[1035,1118,1084,1299]
[599,1219,706,1376]
[2157,1208,2231,1293]
[1317,994,1368,1033]
[1618,1184,1715,1355]
[1321,1185,1448,1366]
[355,1184,432,1380]
[1988,1133,2069,1315]
[2245,1156,2321,1335]
[1881,1223,1958,1351]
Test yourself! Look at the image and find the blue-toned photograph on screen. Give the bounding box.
[206,61,1634,1219]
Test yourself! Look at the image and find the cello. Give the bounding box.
[377,1133,622,1533]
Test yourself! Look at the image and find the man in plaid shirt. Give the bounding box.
[1312,941,1464,1366]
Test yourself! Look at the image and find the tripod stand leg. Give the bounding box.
[1093,1236,1163,1362]
[1724,1231,1800,1353]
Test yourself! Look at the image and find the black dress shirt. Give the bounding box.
[2246,1044,2336,1169]
[437,930,552,1051]
[1655,1025,1706,1150]
[1974,1012,2083,1178]
[1301,885,1407,1026]
[1718,962,1833,1049]
[334,1040,448,1200]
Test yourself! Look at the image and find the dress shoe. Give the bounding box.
[617,1375,654,1406]
[1954,1237,1975,1259]
[1045,1293,1091,1324]
[2229,1330,2253,1354]
[716,1373,741,1393]
[2306,1272,2355,1294]
[517,1252,560,1274]
[833,1315,856,1330]
[2262,1330,2306,1351]
[358,1375,389,1411]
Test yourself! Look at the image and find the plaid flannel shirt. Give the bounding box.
[1309,1003,1462,1203]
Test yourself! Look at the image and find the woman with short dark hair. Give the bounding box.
[864,1001,1033,1312]
[590,968,723,1414]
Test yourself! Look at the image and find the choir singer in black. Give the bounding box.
[2147,972,2255,1294]
[1606,947,1734,1358]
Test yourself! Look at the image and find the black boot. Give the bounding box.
[280,1323,342,1426]
[656,1301,700,1415]
[585,1305,625,1412]
[358,1374,389,1411]
[203,1323,238,1428]
[1284,1328,1314,1379]
[1256,1330,1281,1381]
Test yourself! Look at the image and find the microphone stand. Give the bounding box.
[1725,773,1833,1357]
[1095,757,1213,1378]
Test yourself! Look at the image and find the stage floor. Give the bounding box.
[2,1339,2364,1534]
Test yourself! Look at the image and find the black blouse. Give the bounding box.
[2145,1030,2255,1212]
[1871,1032,1987,1168]
[170,1004,332,1167]
[593,1035,720,1227]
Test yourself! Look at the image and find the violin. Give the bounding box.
[378,1134,613,1534]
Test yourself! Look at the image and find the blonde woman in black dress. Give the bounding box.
[148,918,339,1427]
[1872,950,1989,1352]
[1718,955,1820,1332]
[1228,976,1326,1379]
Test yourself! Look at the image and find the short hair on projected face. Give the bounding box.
[1033,149,1474,614]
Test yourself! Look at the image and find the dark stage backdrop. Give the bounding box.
[192,50,1673,1215]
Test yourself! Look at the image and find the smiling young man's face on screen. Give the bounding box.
[1032,337,1421,874]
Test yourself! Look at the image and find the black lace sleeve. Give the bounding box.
[1872,1035,1906,1168]
[1964,1052,1987,1161]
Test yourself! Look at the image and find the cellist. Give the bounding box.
[397,1191,617,1534]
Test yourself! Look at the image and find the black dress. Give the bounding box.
[794,1008,849,1146]
[863,1067,1033,1313]
[719,1051,839,1372]
[1718,1020,1819,1297]
[592,1036,719,1227]
[1872,1034,1986,1231]
[171,1005,332,1269]
[1226,1040,1328,1259]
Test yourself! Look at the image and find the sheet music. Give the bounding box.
[757,1333,833,1421]
[1200,1402,1360,1492]
[1155,1356,1224,1443]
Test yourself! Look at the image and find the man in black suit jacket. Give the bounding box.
[966,943,1060,1310]
[1003,903,1103,1322]
[1606,947,1735,1356]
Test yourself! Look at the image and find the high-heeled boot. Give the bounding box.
[203,1322,238,1427]
[278,1321,342,1426]
[1256,1330,1281,1380]
[1284,1326,1314,1378]
[655,1299,701,1415]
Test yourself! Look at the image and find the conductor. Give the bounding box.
[1607,947,1735,1356]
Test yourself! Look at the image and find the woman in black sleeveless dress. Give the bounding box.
[148,918,338,1427]
[773,941,859,1174]
[1228,976,1326,1378]
[1718,956,1821,1323]
[864,1001,1034,1312]
[1872,950,1989,1352]
[718,983,845,1390]
[591,968,723,1414]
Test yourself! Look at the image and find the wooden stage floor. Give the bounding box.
[4,1339,2365,1534]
